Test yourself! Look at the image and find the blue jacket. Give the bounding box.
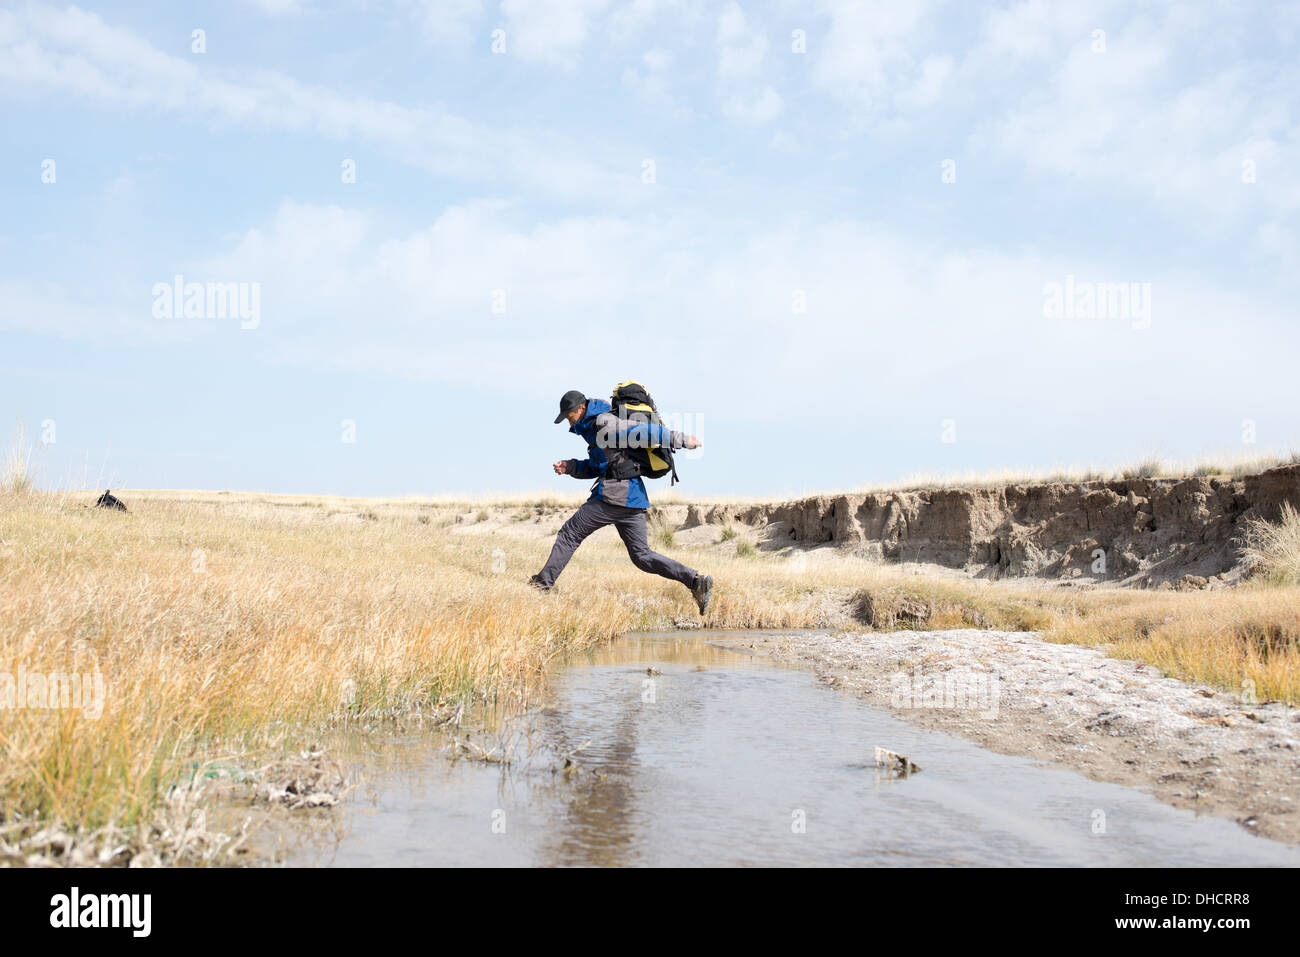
[564,398,685,509]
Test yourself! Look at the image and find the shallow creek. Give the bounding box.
[277,630,1299,866]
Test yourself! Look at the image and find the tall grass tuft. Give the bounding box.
[2,420,35,496]
[1241,502,1300,585]
[1121,456,1164,480]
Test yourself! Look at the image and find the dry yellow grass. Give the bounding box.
[853,448,1300,493]
[0,489,843,848]
[1241,501,1300,585]
[2,486,1299,861]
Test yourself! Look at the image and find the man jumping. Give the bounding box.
[530,389,714,615]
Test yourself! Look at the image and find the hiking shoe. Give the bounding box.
[528,575,552,592]
[690,573,713,616]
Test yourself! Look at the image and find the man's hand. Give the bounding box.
[553,460,568,475]
[684,436,702,450]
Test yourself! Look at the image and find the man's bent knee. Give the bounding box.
[557,516,590,544]
[626,547,657,572]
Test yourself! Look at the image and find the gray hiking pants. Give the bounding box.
[535,498,697,589]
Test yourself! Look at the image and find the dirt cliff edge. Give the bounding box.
[655,465,1300,586]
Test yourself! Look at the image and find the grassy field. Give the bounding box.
[1,486,1299,863]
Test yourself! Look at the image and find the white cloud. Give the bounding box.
[606,0,687,44]
[720,86,783,125]
[622,47,694,116]
[973,10,1300,217]
[895,53,952,110]
[499,0,610,68]
[13,198,1291,428]
[715,1,782,124]
[977,0,1100,62]
[799,0,1300,221]
[404,0,485,50]
[243,0,313,15]
[717,2,765,80]
[810,0,937,114]
[191,203,1300,422]
[0,4,627,202]
[1254,223,1300,274]
[642,47,671,71]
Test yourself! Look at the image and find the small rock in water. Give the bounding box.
[874,747,921,775]
[673,616,702,630]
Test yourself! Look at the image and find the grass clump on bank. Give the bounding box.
[1241,502,1300,585]
[2,421,36,496]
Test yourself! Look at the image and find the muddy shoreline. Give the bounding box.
[710,628,1300,845]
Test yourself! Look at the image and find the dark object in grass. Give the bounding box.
[95,489,128,512]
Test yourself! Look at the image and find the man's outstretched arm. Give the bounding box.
[553,457,599,478]
[598,416,703,450]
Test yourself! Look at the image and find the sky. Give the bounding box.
[2,0,1298,498]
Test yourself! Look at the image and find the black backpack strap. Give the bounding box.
[606,453,642,480]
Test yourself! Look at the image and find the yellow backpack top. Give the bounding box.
[610,380,679,484]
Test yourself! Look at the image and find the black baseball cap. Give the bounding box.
[554,390,587,424]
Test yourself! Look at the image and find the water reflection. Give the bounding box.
[277,632,1300,867]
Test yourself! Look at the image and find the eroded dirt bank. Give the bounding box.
[712,628,1300,844]
[651,464,1300,586]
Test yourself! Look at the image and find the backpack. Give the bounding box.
[608,380,679,485]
